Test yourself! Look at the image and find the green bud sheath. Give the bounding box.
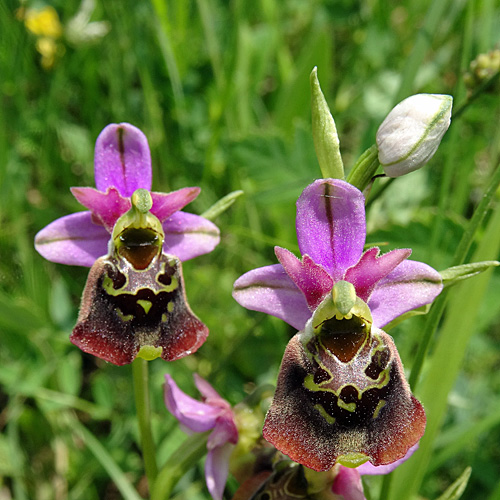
[310,67,344,180]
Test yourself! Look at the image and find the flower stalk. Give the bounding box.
[132,358,158,490]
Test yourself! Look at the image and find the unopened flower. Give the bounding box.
[35,123,219,365]
[233,179,442,331]
[376,94,452,177]
[165,374,238,500]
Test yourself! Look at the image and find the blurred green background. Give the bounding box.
[1,0,500,499]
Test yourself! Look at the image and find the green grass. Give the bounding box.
[1,0,500,499]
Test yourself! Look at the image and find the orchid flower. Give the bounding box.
[164,374,238,500]
[35,123,219,267]
[232,179,442,471]
[233,178,442,331]
[35,123,219,365]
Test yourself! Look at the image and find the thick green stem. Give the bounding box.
[345,145,380,192]
[132,358,158,491]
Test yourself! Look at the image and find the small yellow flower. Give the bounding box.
[24,6,62,39]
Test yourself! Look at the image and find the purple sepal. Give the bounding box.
[296,179,366,281]
[94,123,152,196]
[162,211,220,262]
[232,264,311,331]
[367,260,443,328]
[34,212,109,267]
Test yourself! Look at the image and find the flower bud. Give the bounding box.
[376,94,452,177]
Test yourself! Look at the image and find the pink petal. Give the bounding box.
[357,443,419,475]
[232,264,311,331]
[71,186,131,232]
[94,123,152,196]
[34,212,109,267]
[331,467,366,500]
[368,259,443,328]
[164,374,220,432]
[345,248,412,302]
[194,374,227,405]
[208,418,238,449]
[275,247,333,310]
[151,187,201,222]
[205,442,235,500]
[296,179,366,281]
[162,211,220,261]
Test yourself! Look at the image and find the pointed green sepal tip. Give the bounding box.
[137,345,163,361]
[310,66,344,180]
[336,452,370,468]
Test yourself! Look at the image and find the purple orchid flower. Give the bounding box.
[35,123,220,267]
[34,123,219,365]
[164,373,238,500]
[232,179,440,472]
[232,178,442,330]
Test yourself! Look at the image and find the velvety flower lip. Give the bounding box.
[35,122,220,267]
[233,178,442,329]
[164,374,238,500]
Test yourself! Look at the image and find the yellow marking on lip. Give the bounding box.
[338,399,356,412]
[313,404,336,424]
[373,399,386,419]
[116,308,134,321]
[167,301,174,313]
[161,313,168,323]
[137,299,152,314]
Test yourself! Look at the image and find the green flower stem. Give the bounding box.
[132,358,158,491]
[345,145,380,192]
[151,431,210,500]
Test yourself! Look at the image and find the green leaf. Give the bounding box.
[201,190,244,220]
[435,467,471,500]
[440,261,500,287]
[151,432,210,500]
[310,67,344,179]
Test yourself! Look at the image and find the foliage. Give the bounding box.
[1,0,499,499]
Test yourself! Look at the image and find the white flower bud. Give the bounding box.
[376,94,452,177]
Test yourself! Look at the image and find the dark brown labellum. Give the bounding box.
[70,251,208,365]
[263,322,426,471]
